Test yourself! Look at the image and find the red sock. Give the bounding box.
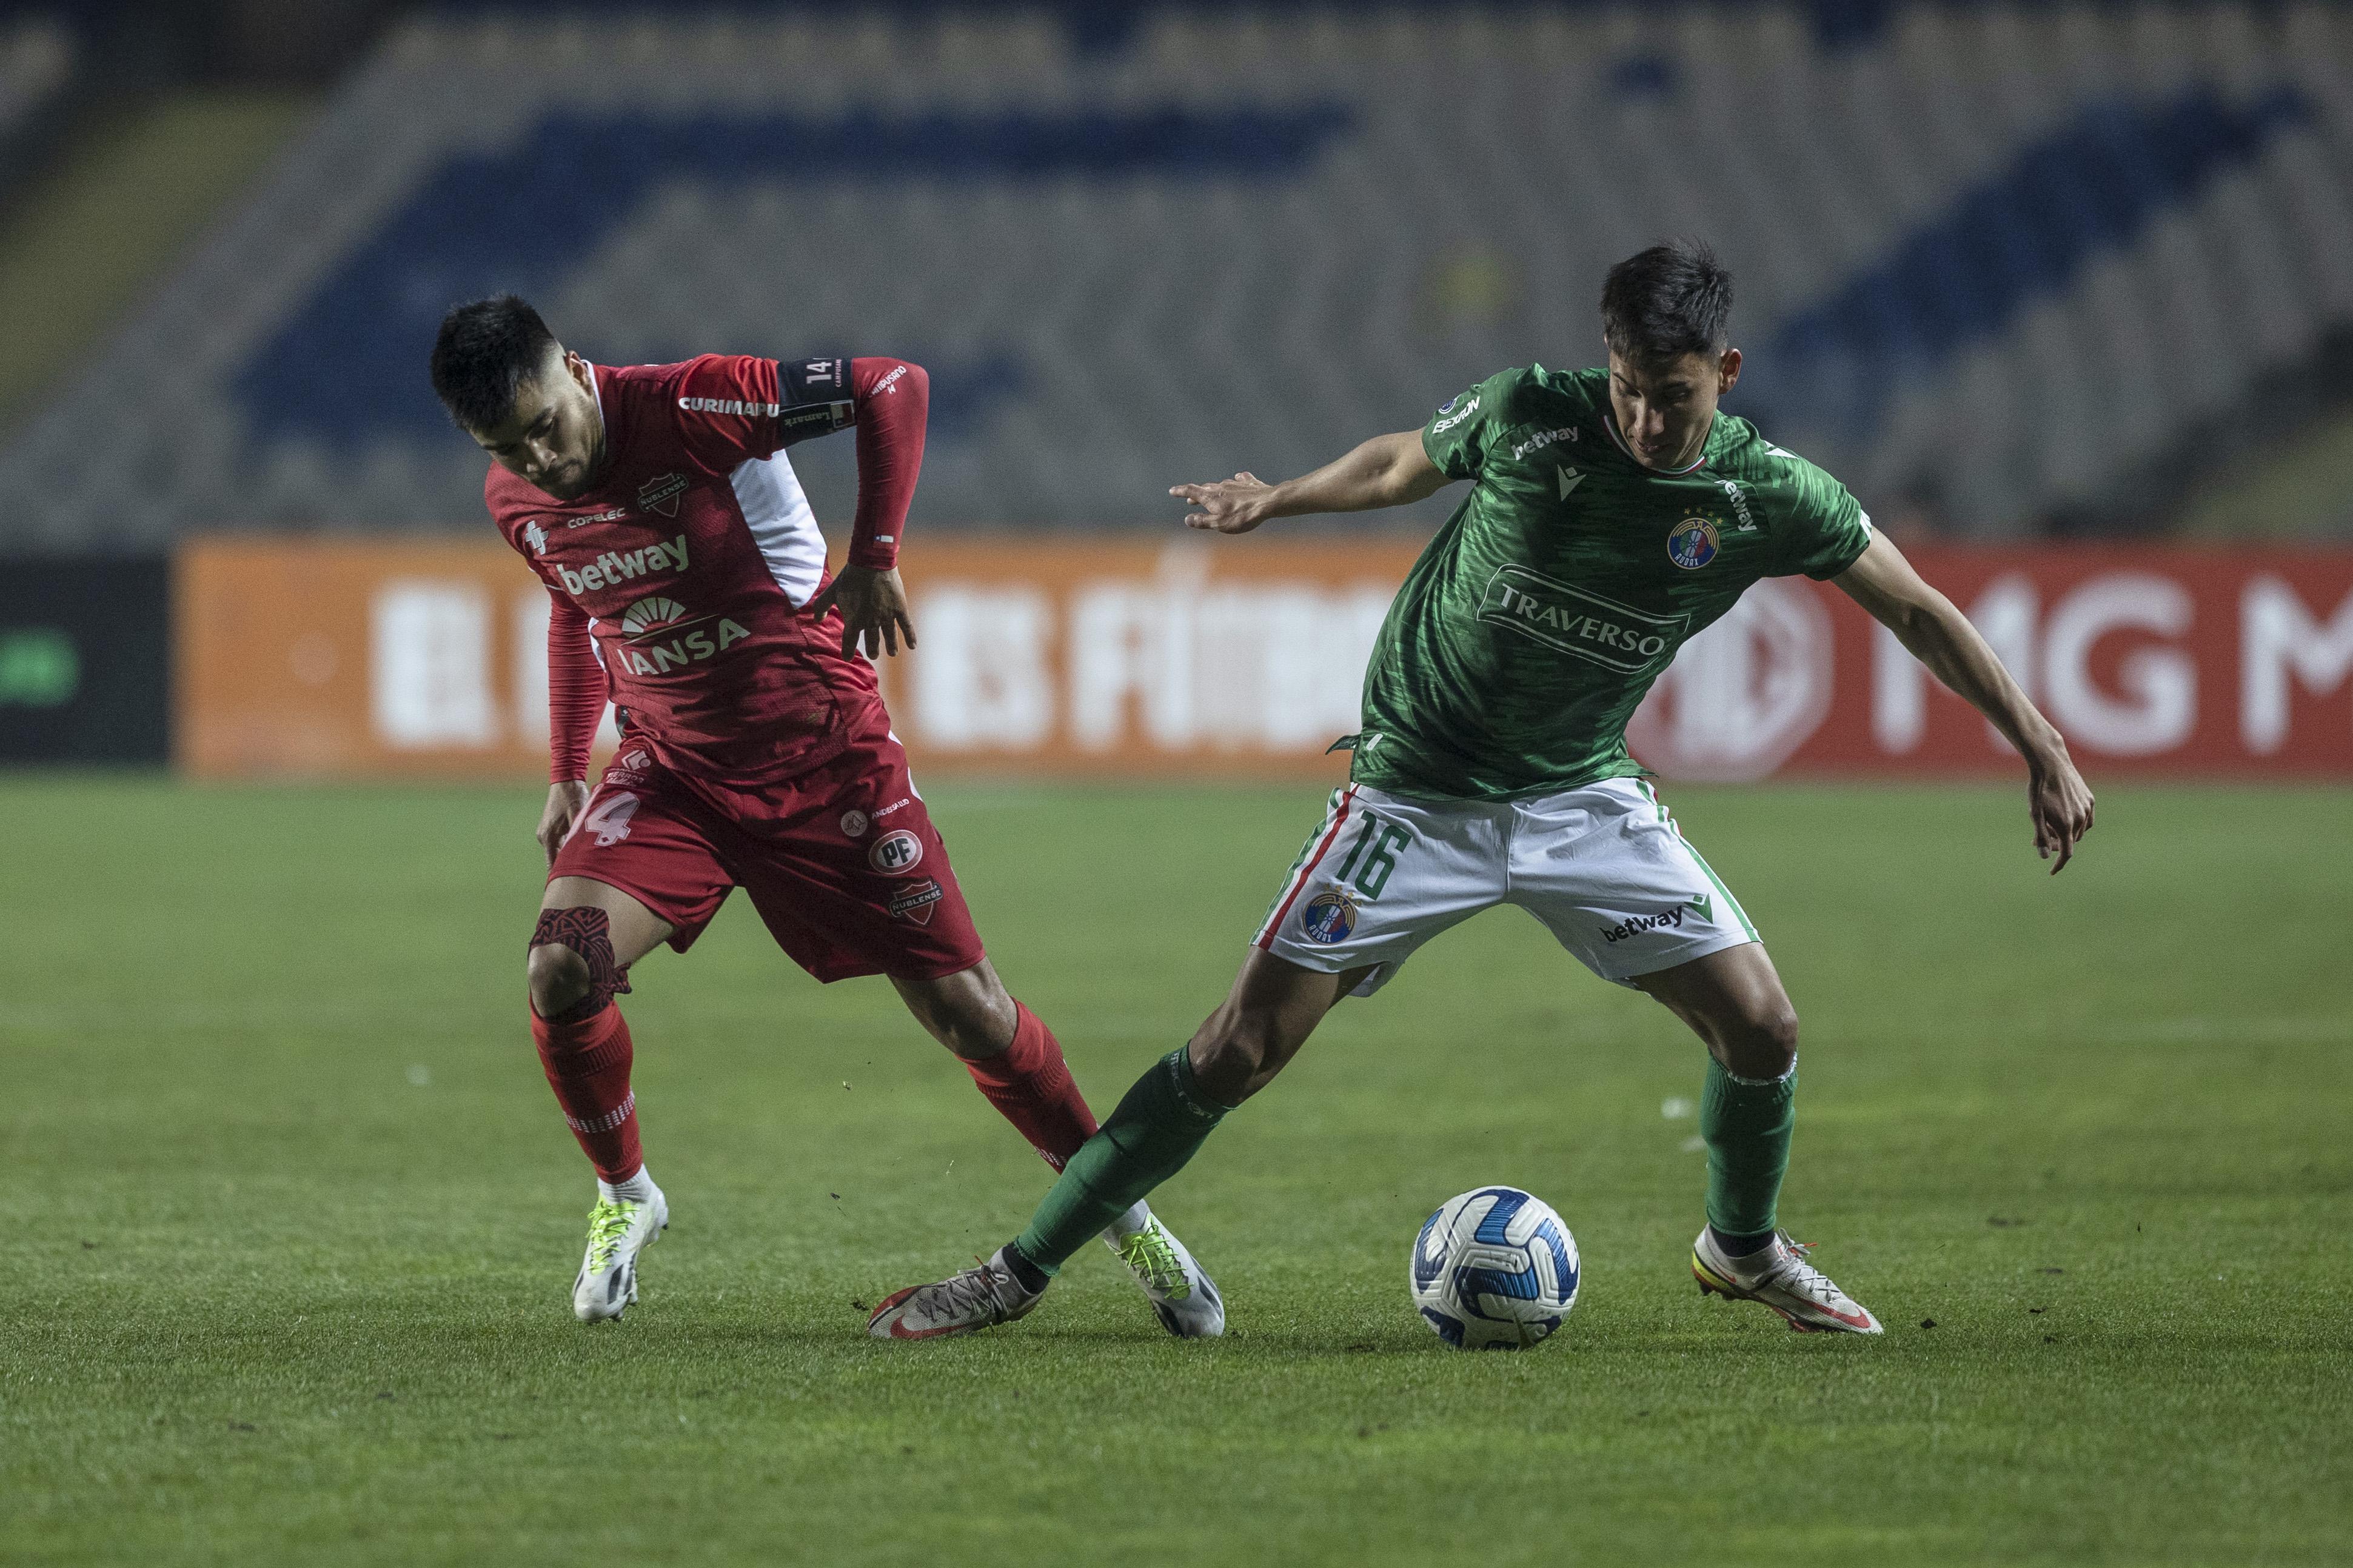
[960,1002,1098,1170]
[531,1002,643,1183]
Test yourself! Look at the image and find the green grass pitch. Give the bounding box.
[7,775,2348,1566]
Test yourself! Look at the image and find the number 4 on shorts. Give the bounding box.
[1333,813,1411,899]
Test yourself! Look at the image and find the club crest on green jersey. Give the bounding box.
[1667,516,1720,569]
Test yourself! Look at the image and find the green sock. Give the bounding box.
[1701,1055,1796,1241]
[1012,1049,1231,1275]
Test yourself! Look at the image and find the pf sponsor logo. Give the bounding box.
[637,472,689,518]
[1299,889,1358,944]
[1668,516,1720,570]
[839,809,869,838]
[868,829,923,875]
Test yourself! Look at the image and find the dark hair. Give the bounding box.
[1600,241,1732,365]
[430,294,561,432]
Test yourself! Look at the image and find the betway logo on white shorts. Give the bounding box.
[614,592,749,675]
[558,534,688,595]
[1479,565,1687,675]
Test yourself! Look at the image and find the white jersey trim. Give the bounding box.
[730,451,825,607]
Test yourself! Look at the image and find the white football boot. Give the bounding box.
[1103,1209,1225,1338]
[868,1246,1045,1339]
[1692,1227,1882,1335]
[571,1185,668,1323]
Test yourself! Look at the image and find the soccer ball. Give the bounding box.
[1410,1187,1579,1350]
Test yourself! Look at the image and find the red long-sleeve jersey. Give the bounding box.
[488,353,929,783]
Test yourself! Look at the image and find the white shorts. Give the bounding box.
[1253,777,1758,996]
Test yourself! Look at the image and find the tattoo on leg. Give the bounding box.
[531,906,634,1023]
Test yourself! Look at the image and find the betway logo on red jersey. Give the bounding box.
[555,533,689,595]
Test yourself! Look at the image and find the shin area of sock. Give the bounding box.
[959,1001,1099,1169]
[531,1001,642,1184]
[1700,1055,1796,1241]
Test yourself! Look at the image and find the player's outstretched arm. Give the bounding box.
[1171,430,1448,535]
[1833,532,2095,873]
[806,356,927,658]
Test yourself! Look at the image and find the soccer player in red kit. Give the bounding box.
[428,295,1221,1332]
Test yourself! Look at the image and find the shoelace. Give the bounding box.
[928,1260,1017,1324]
[1116,1226,1190,1296]
[584,1199,639,1272]
[1758,1236,1849,1306]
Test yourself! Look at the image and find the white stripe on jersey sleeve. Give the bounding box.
[729,451,826,607]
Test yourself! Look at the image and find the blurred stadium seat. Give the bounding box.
[0,16,77,207]
[2,2,2350,545]
[0,19,74,145]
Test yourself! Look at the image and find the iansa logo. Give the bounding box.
[620,597,688,635]
[612,593,749,676]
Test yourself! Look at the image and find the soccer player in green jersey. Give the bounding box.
[869,241,2095,1340]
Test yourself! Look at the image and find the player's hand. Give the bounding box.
[808,563,918,659]
[537,780,591,867]
[2027,748,2095,874]
[1172,472,1276,534]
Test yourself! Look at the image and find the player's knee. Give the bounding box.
[526,942,591,1019]
[1720,1003,1799,1080]
[895,963,1016,1059]
[528,905,632,1023]
[1188,1007,1295,1102]
[931,988,1014,1059]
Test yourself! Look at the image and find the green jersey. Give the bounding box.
[1349,364,1872,800]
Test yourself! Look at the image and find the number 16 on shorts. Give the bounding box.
[1256,787,1419,958]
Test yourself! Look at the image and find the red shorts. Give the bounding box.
[547,719,986,984]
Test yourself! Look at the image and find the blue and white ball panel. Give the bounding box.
[1410,1186,1579,1350]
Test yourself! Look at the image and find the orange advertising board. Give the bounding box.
[176,536,2353,781]
[178,538,618,779]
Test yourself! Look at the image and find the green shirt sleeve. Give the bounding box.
[1773,456,1874,580]
[1420,368,1524,480]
